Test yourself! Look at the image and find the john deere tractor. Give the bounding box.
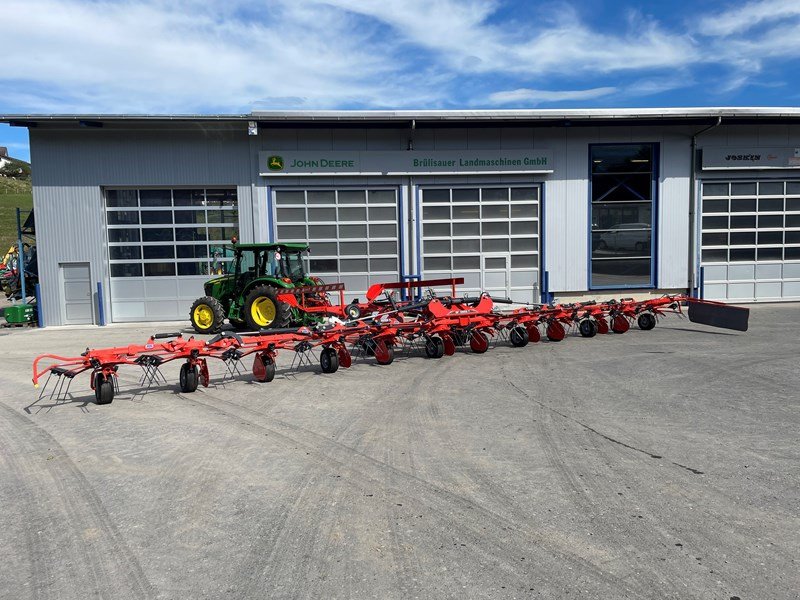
[190,243,318,333]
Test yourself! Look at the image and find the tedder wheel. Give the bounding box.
[190,296,225,334]
[375,344,395,365]
[578,319,598,338]
[469,331,489,354]
[94,372,114,405]
[344,303,362,320]
[243,285,292,331]
[611,315,630,334]
[179,363,199,393]
[509,326,529,347]
[425,336,444,359]
[253,353,276,383]
[546,321,566,342]
[637,312,657,331]
[320,347,340,374]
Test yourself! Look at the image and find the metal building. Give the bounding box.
[2,108,800,327]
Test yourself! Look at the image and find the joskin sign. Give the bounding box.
[702,147,800,170]
[259,150,553,176]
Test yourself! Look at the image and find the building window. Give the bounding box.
[590,144,656,288]
[105,188,238,277]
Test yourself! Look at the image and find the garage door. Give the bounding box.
[420,185,540,303]
[273,187,400,302]
[105,188,238,321]
[700,180,800,301]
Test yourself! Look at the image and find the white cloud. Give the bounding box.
[698,0,800,36]
[488,87,617,105]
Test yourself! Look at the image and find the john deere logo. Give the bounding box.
[267,155,284,171]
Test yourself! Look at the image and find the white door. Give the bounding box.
[61,262,93,325]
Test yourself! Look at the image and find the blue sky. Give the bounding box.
[3,0,800,162]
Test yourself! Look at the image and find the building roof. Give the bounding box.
[2,107,800,128]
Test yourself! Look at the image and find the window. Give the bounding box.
[105,188,238,277]
[590,144,656,288]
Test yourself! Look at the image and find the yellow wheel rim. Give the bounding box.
[251,297,276,327]
[193,304,214,329]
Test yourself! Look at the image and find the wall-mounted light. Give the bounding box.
[248,121,258,136]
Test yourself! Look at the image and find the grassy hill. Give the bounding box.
[0,175,33,253]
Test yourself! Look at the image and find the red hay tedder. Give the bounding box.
[31,277,749,406]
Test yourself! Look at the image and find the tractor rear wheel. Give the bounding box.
[637,312,657,330]
[244,286,292,331]
[179,363,199,393]
[320,347,339,374]
[94,372,114,405]
[190,296,225,334]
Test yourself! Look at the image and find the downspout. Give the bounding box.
[688,116,722,294]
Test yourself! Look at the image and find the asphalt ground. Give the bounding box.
[0,305,798,599]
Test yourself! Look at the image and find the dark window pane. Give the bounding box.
[511,187,538,202]
[425,240,450,253]
[206,209,237,224]
[143,245,175,259]
[142,228,174,242]
[207,227,237,241]
[510,254,537,268]
[309,259,338,273]
[423,222,449,237]
[702,183,728,197]
[108,228,140,243]
[453,188,479,203]
[423,189,449,202]
[106,189,138,207]
[174,210,206,224]
[730,215,755,229]
[176,227,207,241]
[309,224,337,238]
[730,231,756,245]
[759,198,783,212]
[177,262,204,276]
[592,230,651,256]
[368,190,395,204]
[511,203,537,218]
[481,205,508,219]
[173,189,205,206]
[141,210,173,224]
[703,216,728,229]
[177,244,208,258]
[786,182,800,195]
[107,210,139,225]
[731,198,756,212]
[482,188,507,201]
[702,249,728,262]
[758,231,783,245]
[370,258,398,272]
[453,256,480,269]
[278,225,306,240]
[337,190,366,204]
[591,258,651,286]
[731,182,757,196]
[702,232,728,246]
[591,144,652,173]
[139,189,172,207]
[339,224,367,238]
[423,206,449,220]
[758,215,783,228]
[275,191,304,205]
[277,208,305,221]
[340,258,367,272]
[511,238,538,252]
[787,215,800,227]
[205,189,237,207]
[307,190,336,204]
[703,199,728,213]
[592,203,651,229]
[144,262,176,276]
[592,173,651,201]
[110,263,142,277]
[759,181,783,195]
[338,207,366,221]
[785,247,800,259]
[730,248,755,261]
[425,257,450,270]
[109,246,141,260]
[308,208,336,222]
[482,222,508,236]
[511,220,538,235]
[786,231,800,244]
[787,199,800,211]
[758,248,782,261]
[369,241,397,254]
[482,239,509,252]
[453,222,480,236]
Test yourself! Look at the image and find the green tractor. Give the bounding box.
[190,242,318,334]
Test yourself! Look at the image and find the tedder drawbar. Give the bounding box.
[31,278,750,406]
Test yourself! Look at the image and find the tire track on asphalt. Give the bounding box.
[173,383,660,598]
[0,402,155,600]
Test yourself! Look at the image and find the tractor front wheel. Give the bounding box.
[190,296,225,334]
[244,286,292,331]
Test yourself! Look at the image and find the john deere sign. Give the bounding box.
[258,150,553,176]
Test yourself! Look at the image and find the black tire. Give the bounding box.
[179,363,199,393]
[510,325,529,347]
[344,303,362,320]
[190,296,225,334]
[254,354,276,383]
[425,336,443,359]
[94,372,114,405]
[579,319,598,338]
[243,285,292,331]
[320,347,339,374]
[637,312,657,331]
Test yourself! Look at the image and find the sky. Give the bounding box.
[2,0,800,162]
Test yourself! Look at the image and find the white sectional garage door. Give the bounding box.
[273,188,400,302]
[420,185,540,303]
[105,188,238,321]
[700,180,800,301]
